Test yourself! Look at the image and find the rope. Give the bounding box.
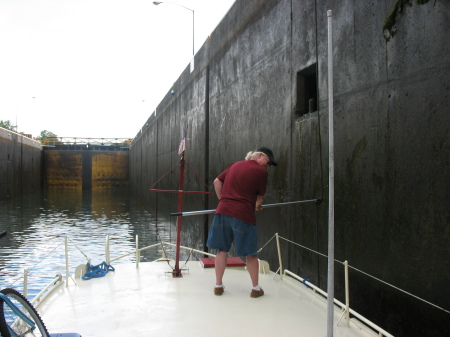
[7,236,89,287]
[257,233,277,253]
[7,240,65,287]
[147,192,174,269]
[258,235,450,315]
[148,156,213,272]
[67,236,90,260]
[277,235,330,259]
[149,162,181,190]
[348,264,450,315]
[82,262,115,280]
[180,249,194,270]
[184,161,211,190]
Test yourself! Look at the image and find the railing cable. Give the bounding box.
[277,235,329,259]
[257,233,277,253]
[260,235,450,315]
[66,236,90,261]
[7,240,65,287]
[348,264,450,315]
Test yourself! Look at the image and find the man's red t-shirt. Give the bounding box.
[215,160,268,224]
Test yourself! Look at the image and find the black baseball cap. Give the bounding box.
[257,147,277,166]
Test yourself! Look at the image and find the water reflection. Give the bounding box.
[0,189,173,298]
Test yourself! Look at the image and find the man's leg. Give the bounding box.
[246,255,259,287]
[215,250,228,286]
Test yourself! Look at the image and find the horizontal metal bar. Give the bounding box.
[171,209,215,217]
[31,274,63,309]
[262,199,321,208]
[170,199,322,217]
[149,189,211,194]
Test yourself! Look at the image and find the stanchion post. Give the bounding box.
[106,235,110,265]
[23,269,28,298]
[136,235,140,269]
[65,236,69,287]
[345,260,350,326]
[275,233,283,279]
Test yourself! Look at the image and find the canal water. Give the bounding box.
[0,189,175,299]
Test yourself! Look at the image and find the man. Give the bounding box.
[206,147,277,298]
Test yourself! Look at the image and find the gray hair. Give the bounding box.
[245,150,264,161]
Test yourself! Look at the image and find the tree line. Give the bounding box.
[0,120,56,143]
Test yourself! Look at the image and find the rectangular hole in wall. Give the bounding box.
[295,63,317,116]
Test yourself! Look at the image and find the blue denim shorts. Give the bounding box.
[206,214,258,256]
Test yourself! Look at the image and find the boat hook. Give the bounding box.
[170,198,322,217]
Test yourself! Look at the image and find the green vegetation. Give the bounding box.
[0,120,16,132]
[35,130,58,143]
[1,120,57,143]
[383,0,430,41]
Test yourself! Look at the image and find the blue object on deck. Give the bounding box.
[82,261,115,280]
[302,278,312,289]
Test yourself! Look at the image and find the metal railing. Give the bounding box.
[105,235,215,267]
[29,275,63,309]
[264,233,394,337]
[41,137,132,147]
[19,233,400,337]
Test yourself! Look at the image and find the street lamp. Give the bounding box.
[153,1,195,56]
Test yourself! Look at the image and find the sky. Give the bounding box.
[0,0,235,139]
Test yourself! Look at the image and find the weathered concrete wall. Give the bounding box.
[129,1,450,336]
[0,127,42,199]
[92,152,129,188]
[44,150,129,189]
[43,151,82,188]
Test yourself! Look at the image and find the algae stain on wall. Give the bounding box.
[43,150,129,189]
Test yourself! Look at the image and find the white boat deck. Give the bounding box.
[38,260,378,337]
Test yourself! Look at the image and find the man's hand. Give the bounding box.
[214,178,223,200]
[255,195,265,211]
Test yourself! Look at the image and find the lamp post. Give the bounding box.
[153,1,195,56]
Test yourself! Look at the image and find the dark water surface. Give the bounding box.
[0,189,173,298]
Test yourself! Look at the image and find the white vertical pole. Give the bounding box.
[106,235,110,265]
[344,260,350,326]
[136,235,140,269]
[275,233,283,279]
[326,9,335,337]
[23,269,28,297]
[65,236,69,287]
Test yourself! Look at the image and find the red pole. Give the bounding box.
[173,152,185,277]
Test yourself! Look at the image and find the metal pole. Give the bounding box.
[136,235,140,269]
[275,233,283,279]
[153,1,194,55]
[105,235,110,265]
[65,236,70,287]
[326,9,335,337]
[170,199,321,217]
[344,260,350,326]
[192,9,195,55]
[173,152,185,277]
[23,269,28,298]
